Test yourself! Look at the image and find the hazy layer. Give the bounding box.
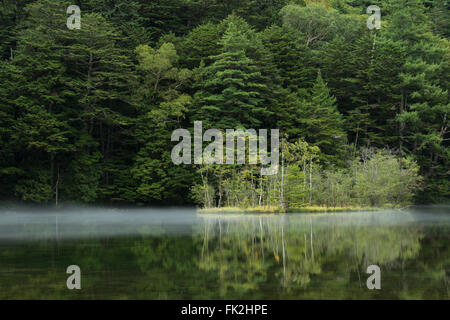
[0,206,448,240]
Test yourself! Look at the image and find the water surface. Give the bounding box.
[0,206,448,299]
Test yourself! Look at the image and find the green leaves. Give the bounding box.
[132,41,194,203]
[281,71,347,165]
[193,21,268,128]
[0,0,447,204]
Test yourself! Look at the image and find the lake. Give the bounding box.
[0,206,448,299]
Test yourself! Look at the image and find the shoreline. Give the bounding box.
[197,206,391,214]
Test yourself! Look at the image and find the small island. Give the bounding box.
[193,148,421,214]
[197,206,387,214]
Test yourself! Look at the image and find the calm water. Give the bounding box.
[0,206,448,299]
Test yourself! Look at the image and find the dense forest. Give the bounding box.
[0,0,448,207]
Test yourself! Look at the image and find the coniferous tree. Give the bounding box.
[262,25,316,91]
[132,42,194,203]
[385,0,449,202]
[193,21,267,129]
[0,0,447,205]
[297,71,347,164]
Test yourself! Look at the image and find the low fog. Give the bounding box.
[0,205,448,241]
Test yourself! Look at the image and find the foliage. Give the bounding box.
[0,0,447,205]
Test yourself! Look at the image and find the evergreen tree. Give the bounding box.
[4,0,74,203]
[430,0,450,38]
[193,21,267,129]
[296,71,347,164]
[0,0,447,205]
[132,42,194,204]
[181,22,222,69]
[262,25,316,91]
[385,0,449,202]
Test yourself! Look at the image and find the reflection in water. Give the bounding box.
[196,213,425,294]
[0,208,448,299]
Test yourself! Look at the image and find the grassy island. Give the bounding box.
[197,205,390,214]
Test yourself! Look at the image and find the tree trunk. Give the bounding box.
[309,157,313,204]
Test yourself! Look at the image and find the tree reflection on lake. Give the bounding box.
[0,207,448,299]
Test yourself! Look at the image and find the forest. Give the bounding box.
[0,0,448,208]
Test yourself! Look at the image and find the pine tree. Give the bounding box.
[4,0,137,203]
[193,21,267,129]
[385,0,449,202]
[181,22,222,69]
[79,0,149,48]
[4,0,74,203]
[262,25,316,91]
[430,0,450,38]
[0,0,34,60]
[297,71,347,164]
[132,42,194,204]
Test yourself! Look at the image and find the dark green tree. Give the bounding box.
[296,71,347,164]
[193,21,267,128]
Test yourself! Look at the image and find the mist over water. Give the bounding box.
[0,206,448,299]
[0,206,448,240]
[0,207,200,240]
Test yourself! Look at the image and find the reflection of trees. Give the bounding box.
[196,217,267,297]
[0,212,448,299]
[196,213,425,294]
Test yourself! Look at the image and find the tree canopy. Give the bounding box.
[0,0,448,205]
